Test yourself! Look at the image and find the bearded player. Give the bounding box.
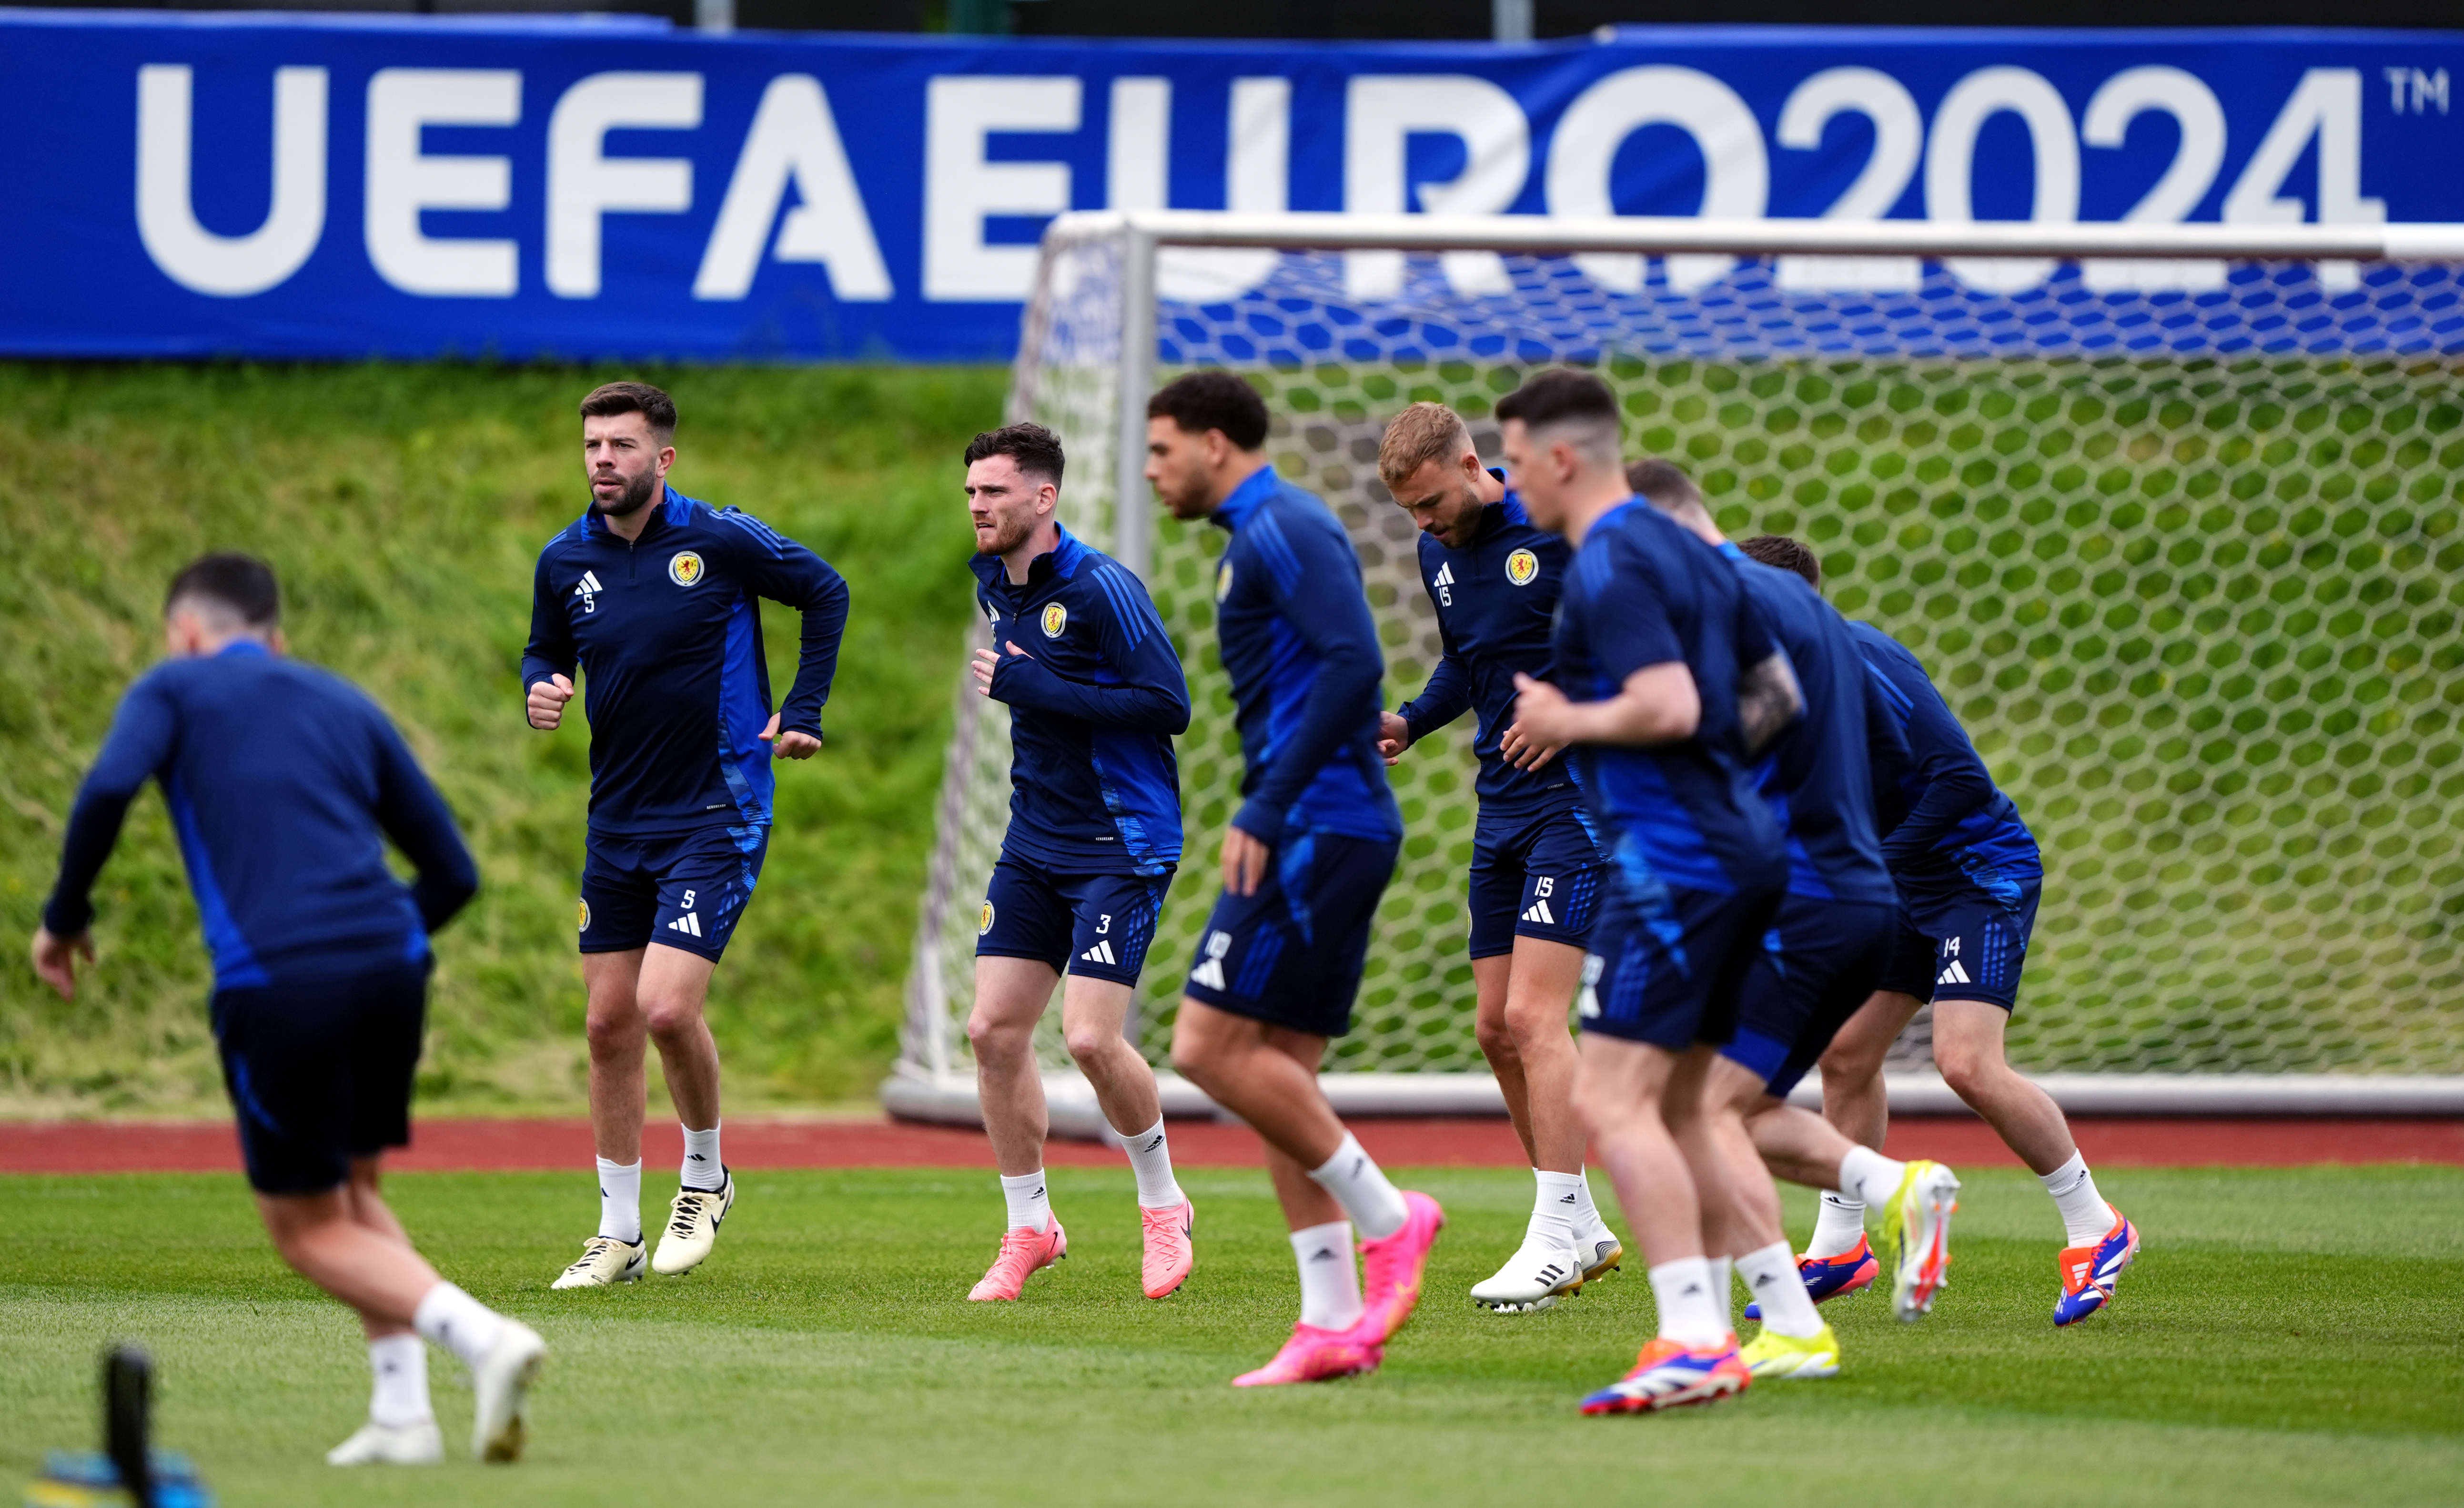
[1739,534,2139,1328]
[1146,371,1444,1388]
[524,382,849,1287]
[959,422,1197,1302]
[1373,402,1622,1312]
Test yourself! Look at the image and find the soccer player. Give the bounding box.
[1626,464,1959,1376]
[522,382,848,1287]
[1738,534,2139,1327]
[1144,371,1444,1387]
[1373,402,1622,1311]
[958,423,1197,1302]
[30,554,545,1467]
[1498,371,1797,1414]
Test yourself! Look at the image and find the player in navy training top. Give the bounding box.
[1143,372,1443,1389]
[1373,403,1622,1313]
[954,423,1198,1303]
[32,555,544,1467]
[521,383,849,1289]
[1634,469,1963,1352]
[1497,371,1801,1413]
[1740,536,2138,1329]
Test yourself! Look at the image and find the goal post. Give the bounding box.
[886,210,2464,1131]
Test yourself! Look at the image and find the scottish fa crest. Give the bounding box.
[1041,602,1068,638]
[1215,560,1234,602]
[979,901,996,935]
[668,551,706,587]
[1506,548,1539,586]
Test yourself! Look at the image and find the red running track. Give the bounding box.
[1,1114,2459,1175]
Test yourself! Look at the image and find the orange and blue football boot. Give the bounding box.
[2052,1208,2139,1326]
[1578,1336,1751,1415]
[1742,1235,1879,1320]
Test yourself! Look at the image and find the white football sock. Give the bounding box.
[365,1333,432,1427]
[1290,1221,1364,1332]
[999,1169,1051,1233]
[681,1123,724,1191]
[1840,1145,1909,1209]
[1528,1170,1582,1251]
[1738,1240,1825,1338]
[411,1282,505,1372]
[1572,1172,1615,1245]
[1808,1193,1868,1259]
[1122,1119,1186,1211]
[2040,1152,2115,1246]
[1707,1254,1734,1331]
[595,1156,643,1244]
[1306,1133,1409,1241]
[1645,1256,1729,1348]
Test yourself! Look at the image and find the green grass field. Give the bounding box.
[4,1166,2458,1505]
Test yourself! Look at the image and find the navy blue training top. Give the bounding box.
[1846,620,2042,898]
[1210,465,1402,847]
[974,523,1189,877]
[521,486,849,839]
[1396,479,1581,814]
[1718,543,1900,907]
[1552,501,1783,897]
[42,643,479,990]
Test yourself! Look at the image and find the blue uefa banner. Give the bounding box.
[2,12,2458,362]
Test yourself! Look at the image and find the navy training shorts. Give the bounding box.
[975,858,1173,987]
[212,959,429,1195]
[1182,829,1402,1038]
[1576,863,1782,1053]
[1874,867,2043,1013]
[1722,896,1897,1098]
[1465,800,1610,959]
[580,823,770,962]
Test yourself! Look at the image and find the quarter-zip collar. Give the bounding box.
[1211,463,1281,534]
[583,483,693,544]
[969,521,1091,599]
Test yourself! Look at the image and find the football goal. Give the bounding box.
[889,210,2464,1131]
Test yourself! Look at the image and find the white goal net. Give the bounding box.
[890,213,2464,1123]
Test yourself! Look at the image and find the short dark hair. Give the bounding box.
[1626,456,1706,511]
[1495,369,1619,432]
[1147,371,1269,451]
[1740,534,1821,588]
[165,552,280,628]
[580,381,677,441]
[964,422,1067,486]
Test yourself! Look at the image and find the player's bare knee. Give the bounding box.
[1061,1022,1121,1069]
[1933,1041,2001,1100]
[639,994,705,1046]
[1472,1011,1520,1070]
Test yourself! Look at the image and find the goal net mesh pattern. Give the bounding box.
[905,243,2464,1085]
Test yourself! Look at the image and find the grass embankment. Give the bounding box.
[1,1166,2459,1504]
[0,364,1006,1115]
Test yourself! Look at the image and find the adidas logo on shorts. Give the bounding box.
[1189,930,1232,990]
[1938,958,1971,985]
[1522,897,1556,925]
[1081,939,1117,966]
[668,912,705,939]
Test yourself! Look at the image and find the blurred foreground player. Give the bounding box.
[1145,372,1444,1387]
[1501,372,1795,1414]
[1740,535,2138,1327]
[1375,402,1623,1311]
[960,423,1197,1301]
[31,554,545,1466]
[1630,464,1959,1375]
[523,383,849,1285]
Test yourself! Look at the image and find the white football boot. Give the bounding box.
[468,1319,547,1464]
[1576,1228,1624,1286]
[551,1235,646,1289]
[326,1419,444,1467]
[651,1170,735,1276]
[1469,1235,1586,1313]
